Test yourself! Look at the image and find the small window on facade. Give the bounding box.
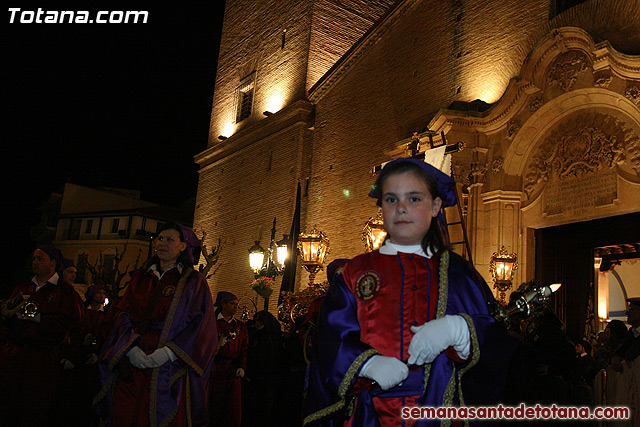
[111,218,120,233]
[235,73,255,123]
[85,219,93,234]
[70,219,81,240]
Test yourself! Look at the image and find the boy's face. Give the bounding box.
[381,171,442,246]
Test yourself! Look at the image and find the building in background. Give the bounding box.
[32,183,194,295]
[195,0,640,340]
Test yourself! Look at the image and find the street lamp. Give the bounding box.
[248,240,265,274]
[489,245,518,304]
[362,209,387,253]
[276,234,290,266]
[248,218,289,310]
[297,227,330,286]
[248,218,287,280]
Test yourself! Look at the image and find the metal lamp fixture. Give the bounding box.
[362,209,387,253]
[248,218,287,280]
[276,234,290,266]
[297,227,330,286]
[490,281,562,328]
[248,240,266,274]
[489,245,518,303]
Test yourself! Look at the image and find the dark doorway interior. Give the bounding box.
[535,212,640,341]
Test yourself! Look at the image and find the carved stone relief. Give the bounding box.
[546,50,590,91]
[490,156,504,174]
[523,112,639,199]
[452,162,472,187]
[529,96,544,112]
[506,120,521,140]
[625,85,640,106]
[594,74,613,88]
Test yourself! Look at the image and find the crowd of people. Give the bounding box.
[0,159,637,426]
[0,223,310,427]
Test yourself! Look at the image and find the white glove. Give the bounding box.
[126,346,153,369]
[147,346,178,368]
[236,368,245,378]
[359,355,408,390]
[61,359,75,370]
[408,315,470,365]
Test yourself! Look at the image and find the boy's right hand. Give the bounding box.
[359,355,408,390]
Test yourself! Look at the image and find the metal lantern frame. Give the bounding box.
[362,210,387,253]
[297,227,330,286]
[489,245,518,303]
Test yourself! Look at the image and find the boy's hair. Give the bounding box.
[376,161,449,256]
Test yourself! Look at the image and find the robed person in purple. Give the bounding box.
[95,223,217,427]
[304,159,517,426]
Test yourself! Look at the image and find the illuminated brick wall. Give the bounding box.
[196,0,640,302]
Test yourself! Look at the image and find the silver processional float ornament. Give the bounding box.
[489,280,562,328]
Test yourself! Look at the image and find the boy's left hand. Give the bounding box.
[408,315,470,365]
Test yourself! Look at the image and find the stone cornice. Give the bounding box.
[308,0,418,103]
[481,190,524,203]
[195,99,314,170]
[425,27,640,136]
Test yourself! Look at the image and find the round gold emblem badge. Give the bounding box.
[355,271,381,301]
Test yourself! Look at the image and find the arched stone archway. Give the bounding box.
[423,27,640,301]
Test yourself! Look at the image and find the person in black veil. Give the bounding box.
[243,310,283,426]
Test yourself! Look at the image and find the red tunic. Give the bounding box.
[0,274,83,427]
[97,265,217,427]
[210,316,248,427]
[112,267,186,426]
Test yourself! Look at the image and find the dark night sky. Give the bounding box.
[4,2,226,283]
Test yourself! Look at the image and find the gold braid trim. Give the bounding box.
[93,371,115,407]
[169,366,188,387]
[440,367,458,427]
[423,250,451,394]
[303,348,379,425]
[157,402,180,427]
[436,250,450,318]
[107,326,140,371]
[167,342,204,376]
[95,313,142,407]
[158,266,193,347]
[150,266,194,427]
[455,313,480,417]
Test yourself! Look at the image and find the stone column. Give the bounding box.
[481,190,524,300]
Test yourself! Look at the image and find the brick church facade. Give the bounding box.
[195,0,639,339]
